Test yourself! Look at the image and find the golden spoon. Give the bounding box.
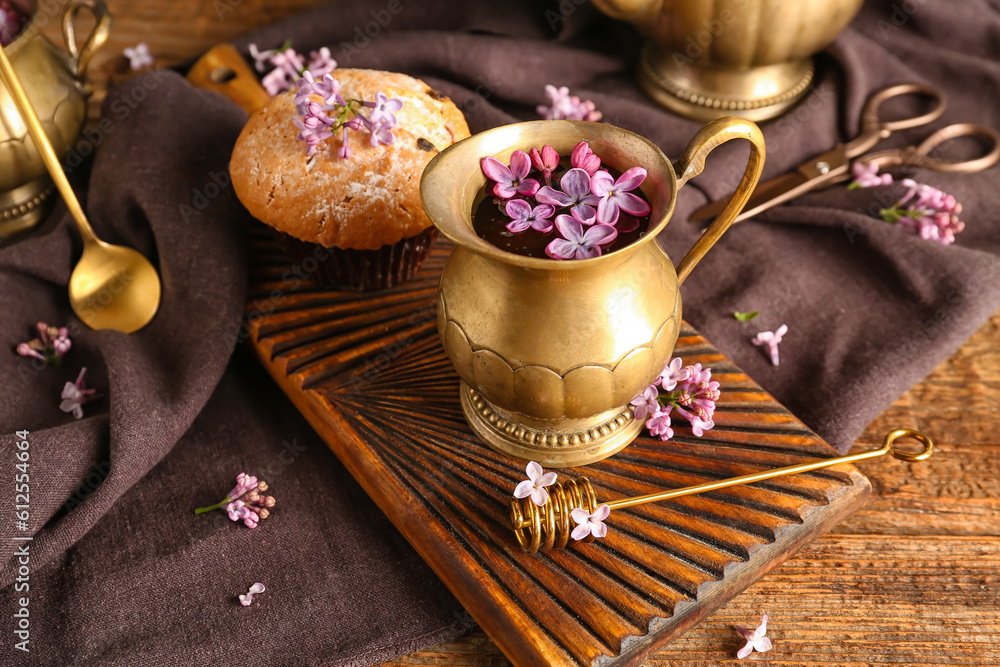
[0,44,160,333]
[511,428,934,554]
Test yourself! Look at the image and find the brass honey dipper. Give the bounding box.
[510,428,933,554]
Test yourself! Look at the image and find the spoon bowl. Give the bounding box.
[69,241,161,333]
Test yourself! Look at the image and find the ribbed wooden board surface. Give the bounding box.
[245,228,871,667]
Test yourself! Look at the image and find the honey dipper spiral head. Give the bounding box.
[510,477,598,555]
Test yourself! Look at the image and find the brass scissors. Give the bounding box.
[689,84,1000,224]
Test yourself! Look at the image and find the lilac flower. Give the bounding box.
[898,210,966,245]
[261,47,306,96]
[735,615,772,659]
[294,72,345,110]
[368,92,404,125]
[674,406,714,436]
[294,101,335,156]
[684,362,712,385]
[271,47,306,79]
[226,500,248,521]
[243,511,260,529]
[899,178,960,213]
[570,141,601,176]
[537,85,603,122]
[239,583,266,607]
[359,115,397,147]
[590,168,651,226]
[263,68,291,96]
[505,199,555,234]
[513,461,557,507]
[481,151,540,198]
[848,161,893,189]
[881,178,966,245]
[228,473,258,501]
[529,145,560,186]
[16,322,71,367]
[59,368,99,419]
[306,47,337,78]
[248,43,275,72]
[338,117,364,159]
[570,504,611,541]
[123,43,153,71]
[254,41,338,97]
[679,376,721,421]
[630,385,660,421]
[631,356,720,441]
[196,474,276,528]
[546,214,618,260]
[536,168,601,223]
[751,324,788,366]
[646,410,674,440]
[659,357,690,392]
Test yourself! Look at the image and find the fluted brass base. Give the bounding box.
[460,383,644,469]
[0,177,55,241]
[638,45,815,123]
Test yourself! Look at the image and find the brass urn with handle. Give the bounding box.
[0,0,111,239]
[591,0,864,122]
[421,118,764,468]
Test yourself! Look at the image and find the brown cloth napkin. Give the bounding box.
[2,0,999,664]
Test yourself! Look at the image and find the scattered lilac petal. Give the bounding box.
[239,582,266,606]
[751,324,788,366]
[570,504,611,541]
[59,368,99,420]
[123,43,153,71]
[513,461,558,507]
[735,615,772,659]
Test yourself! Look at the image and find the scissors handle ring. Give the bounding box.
[862,83,946,133]
[914,123,1000,173]
[858,123,1000,174]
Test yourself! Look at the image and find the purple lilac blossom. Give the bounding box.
[545,214,617,260]
[536,168,600,223]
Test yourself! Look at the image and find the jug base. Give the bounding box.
[638,45,814,123]
[1,177,55,241]
[460,383,644,469]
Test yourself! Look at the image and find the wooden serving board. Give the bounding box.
[245,227,871,667]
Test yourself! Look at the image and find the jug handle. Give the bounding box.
[62,0,112,93]
[672,117,765,286]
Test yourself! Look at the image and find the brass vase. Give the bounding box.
[421,118,765,467]
[591,0,864,122]
[0,0,110,239]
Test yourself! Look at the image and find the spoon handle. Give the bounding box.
[0,44,99,245]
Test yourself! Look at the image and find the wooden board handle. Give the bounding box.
[187,44,271,117]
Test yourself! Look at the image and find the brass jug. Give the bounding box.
[421,118,764,467]
[591,0,863,122]
[0,0,111,239]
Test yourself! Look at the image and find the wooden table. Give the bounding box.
[53,1,1000,664]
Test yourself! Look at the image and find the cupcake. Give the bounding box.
[230,68,470,290]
